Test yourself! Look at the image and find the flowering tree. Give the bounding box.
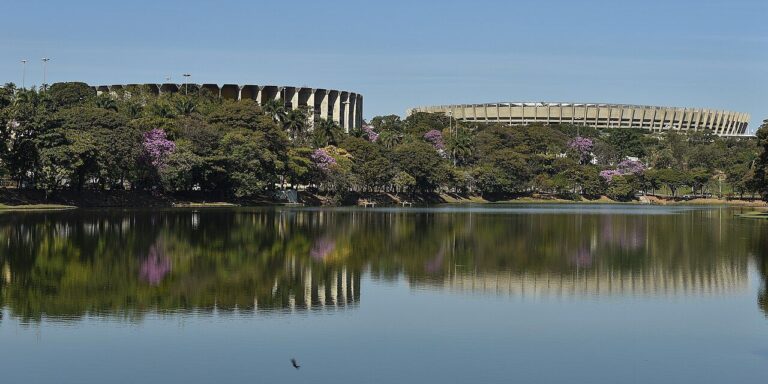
[142,129,175,168]
[568,136,594,164]
[601,159,646,182]
[617,159,646,175]
[423,129,445,150]
[362,125,379,142]
[599,169,622,182]
[311,148,337,172]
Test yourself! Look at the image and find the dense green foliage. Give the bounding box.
[1,82,765,201]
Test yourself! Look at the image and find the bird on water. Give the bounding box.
[291,358,301,370]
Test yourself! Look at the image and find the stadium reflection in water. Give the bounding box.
[1,206,766,322]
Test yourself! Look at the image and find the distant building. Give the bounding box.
[96,83,364,132]
[408,102,750,136]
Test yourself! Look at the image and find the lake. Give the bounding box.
[1,205,767,383]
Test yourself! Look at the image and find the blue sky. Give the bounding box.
[3,0,767,131]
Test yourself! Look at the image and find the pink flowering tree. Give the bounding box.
[424,129,445,150]
[599,169,623,182]
[568,137,594,164]
[142,129,175,169]
[362,125,379,142]
[617,159,646,175]
[601,160,646,182]
[311,148,337,172]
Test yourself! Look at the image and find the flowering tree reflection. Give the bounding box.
[139,243,172,285]
[568,247,593,268]
[310,236,336,261]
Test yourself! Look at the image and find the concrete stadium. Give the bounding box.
[96,83,363,131]
[408,102,751,136]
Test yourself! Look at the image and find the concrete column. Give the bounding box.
[342,93,351,132]
[331,92,341,124]
[693,110,703,131]
[291,89,300,111]
[348,94,356,130]
[728,113,737,135]
[354,95,363,129]
[307,90,316,131]
[572,105,576,124]
[546,105,551,125]
[649,108,658,130]
[318,90,329,120]
[715,111,723,134]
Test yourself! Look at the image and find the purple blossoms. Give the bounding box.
[601,159,646,182]
[424,129,445,150]
[568,136,594,163]
[143,129,175,168]
[362,125,379,142]
[311,148,337,171]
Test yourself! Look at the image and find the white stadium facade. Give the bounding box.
[408,102,751,136]
[96,83,363,131]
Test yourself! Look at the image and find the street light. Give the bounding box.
[20,60,28,89]
[182,73,191,95]
[41,58,51,90]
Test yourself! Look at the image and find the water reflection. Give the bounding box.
[139,241,172,285]
[0,206,766,323]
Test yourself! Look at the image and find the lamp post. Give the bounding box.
[182,73,191,95]
[20,59,28,89]
[41,58,51,90]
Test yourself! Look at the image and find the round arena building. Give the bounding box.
[408,102,750,136]
[96,83,363,132]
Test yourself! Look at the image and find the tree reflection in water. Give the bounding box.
[310,236,336,261]
[139,242,171,285]
[0,207,766,322]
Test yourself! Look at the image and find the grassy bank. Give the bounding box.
[1,188,766,209]
[0,203,76,211]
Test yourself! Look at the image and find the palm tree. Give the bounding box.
[378,130,402,149]
[95,96,118,112]
[150,103,175,118]
[174,97,196,116]
[263,99,287,123]
[448,128,473,166]
[313,118,342,147]
[284,108,307,142]
[12,88,36,107]
[124,102,143,119]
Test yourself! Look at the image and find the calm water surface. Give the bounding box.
[1,205,767,383]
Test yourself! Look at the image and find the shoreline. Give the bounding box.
[1,189,766,211]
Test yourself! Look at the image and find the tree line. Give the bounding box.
[1,82,768,202]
